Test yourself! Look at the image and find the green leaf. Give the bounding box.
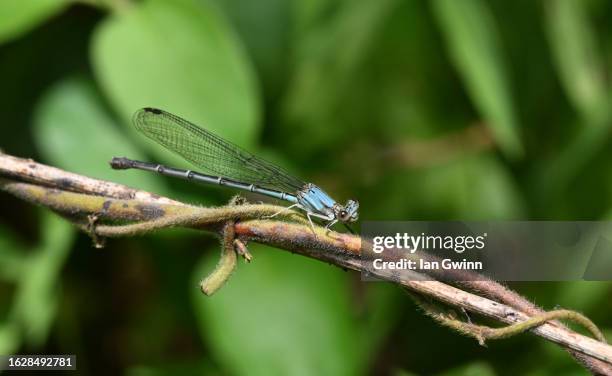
[555,281,611,312]
[431,0,523,158]
[283,0,398,152]
[446,155,525,219]
[10,211,75,347]
[0,322,20,355]
[532,114,611,204]
[0,225,26,282]
[126,360,218,376]
[435,362,496,376]
[545,0,607,122]
[376,154,525,220]
[532,0,612,202]
[213,0,291,98]
[192,246,391,376]
[0,0,69,44]
[92,0,260,166]
[33,76,168,194]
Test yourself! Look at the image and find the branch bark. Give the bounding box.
[1,153,611,374]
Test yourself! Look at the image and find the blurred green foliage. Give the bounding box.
[0,0,611,374]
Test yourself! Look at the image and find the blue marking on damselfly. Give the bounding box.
[110,108,359,232]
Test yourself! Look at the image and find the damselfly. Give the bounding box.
[110,108,359,232]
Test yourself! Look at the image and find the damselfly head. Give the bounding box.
[336,199,359,223]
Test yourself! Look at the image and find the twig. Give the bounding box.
[1,153,611,374]
[0,153,181,205]
[200,221,238,296]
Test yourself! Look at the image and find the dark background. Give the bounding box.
[0,0,611,374]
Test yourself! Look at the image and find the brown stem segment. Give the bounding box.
[1,152,611,374]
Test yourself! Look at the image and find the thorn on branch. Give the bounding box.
[234,239,253,262]
[87,213,106,249]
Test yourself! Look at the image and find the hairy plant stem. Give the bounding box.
[1,153,611,374]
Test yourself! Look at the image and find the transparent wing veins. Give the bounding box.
[133,108,305,193]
